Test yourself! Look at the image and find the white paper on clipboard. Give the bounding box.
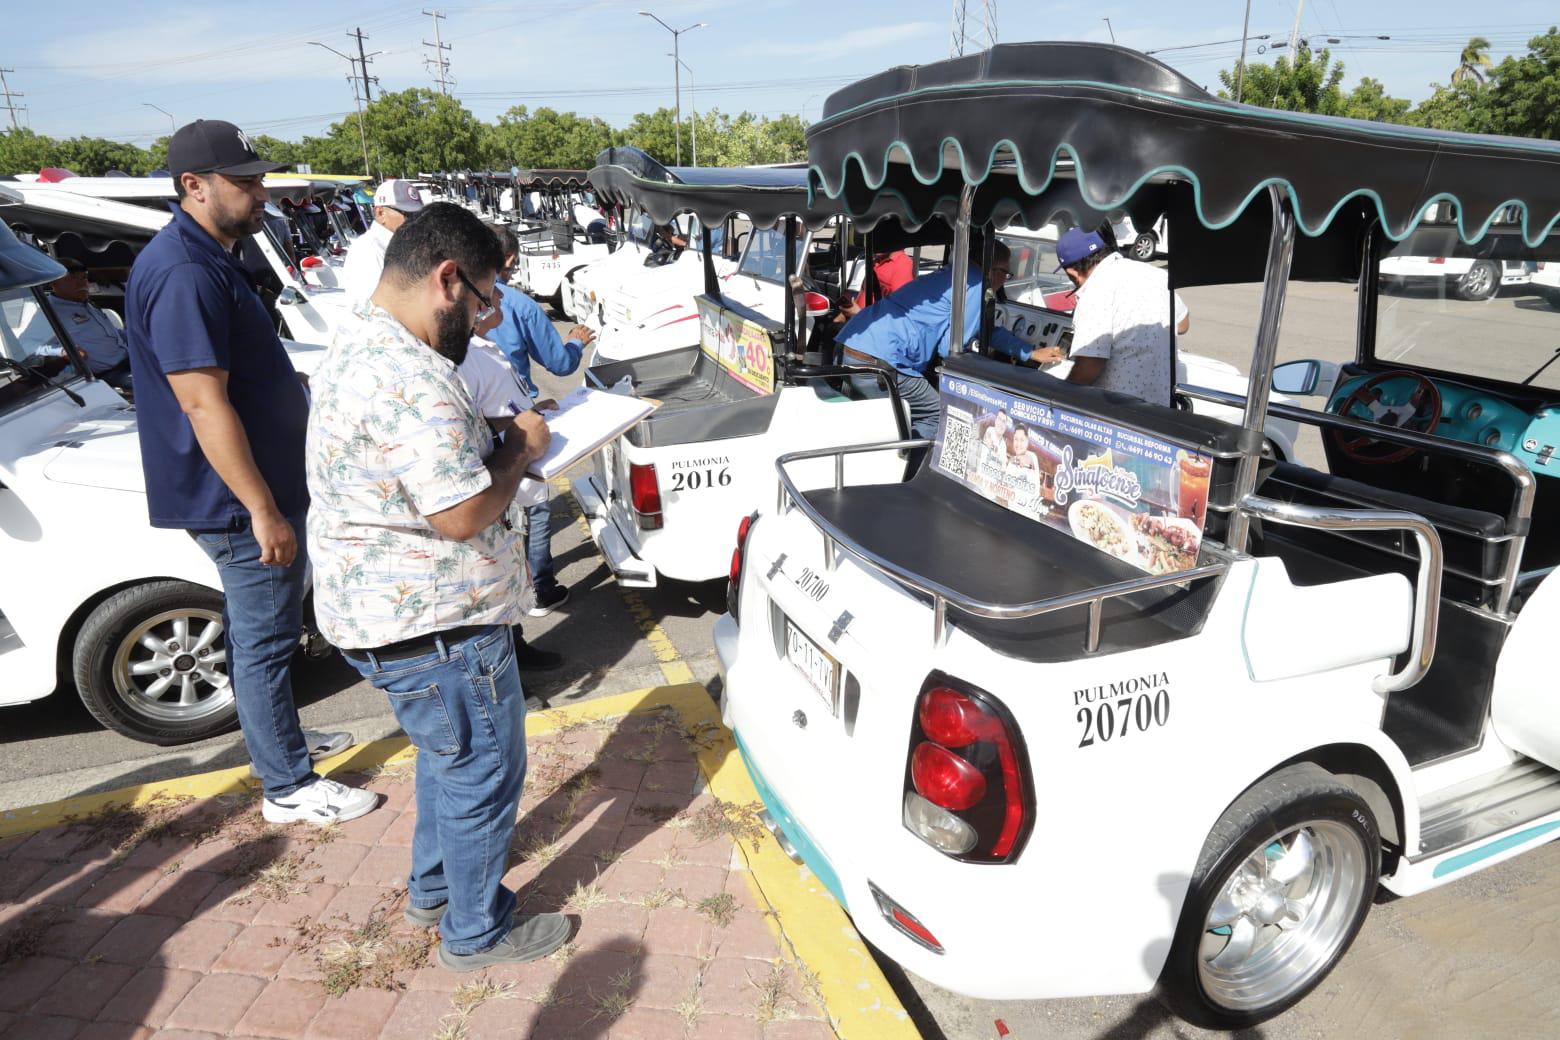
[526,385,657,479]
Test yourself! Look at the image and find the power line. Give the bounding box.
[349,27,377,103]
[0,67,26,131]
[423,9,453,96]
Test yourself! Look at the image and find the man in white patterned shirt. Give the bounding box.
[1057,228,1190,406]
[305,202,570,971]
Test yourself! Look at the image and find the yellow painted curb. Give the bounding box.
[0,682,916,1040]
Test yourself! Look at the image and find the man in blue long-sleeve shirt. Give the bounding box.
[489,225,596,616]
[837,242,1056,438]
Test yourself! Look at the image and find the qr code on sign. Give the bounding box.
[937,404,976,478]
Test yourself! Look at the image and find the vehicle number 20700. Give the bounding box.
[669,467,732,492]
[1076,690,1170,747]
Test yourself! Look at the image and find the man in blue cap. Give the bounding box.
[836,240,1054,439]
[1055,227,1189,406]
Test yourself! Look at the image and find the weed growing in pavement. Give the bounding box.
[794,960,825,1011]
[536,980,571,1008]
[623,745,661,766]
[652,848,689,870]
[632,803,681,824]
[364,759,416,785]
[550,940,579,965]
[0,908,61,965]
[681,799,767,850]
[638,887,686,911]
[752,960,797,1024]
[682,720,724,752]
[593,848,624,867]
[283,891,437,997]
[229,852,319,905]
[516,835,565,868]
[673,990,705,1028]
[695,893,738,928]
[562,879,608,914]
[63,795,190,861]
[433,973,518,1040]
[589,968,637,1021]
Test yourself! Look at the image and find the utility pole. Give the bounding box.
[0,68,26,132]
[350,27,376,102]
[1235,0,1253,103]
[669,54,697,166]
[310,41,373,177]
[423,10,452,96]
[639,12,707,167]
[1287,0,1306,59]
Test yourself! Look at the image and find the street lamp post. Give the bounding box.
[310,40,372,177]
[668,54,696,166]
[142,103,175,136]
[639,11,706,166]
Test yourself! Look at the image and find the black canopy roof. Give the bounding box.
[515,169,591,190]
[588,147,845,230]
[807,41,1560,248]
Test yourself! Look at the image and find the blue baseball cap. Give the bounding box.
[1055,228,1108,270]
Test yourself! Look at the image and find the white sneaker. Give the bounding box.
[262,777,379,826]
[249,730,354,779]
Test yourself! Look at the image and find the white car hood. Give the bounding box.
[34,405,148,494]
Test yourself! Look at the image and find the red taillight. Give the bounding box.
[1429,256,1447,265]
[628,462,662,530]
[727,512,757,620]
[910,742,987,811]
[905,678,1030,862]
[301,255,324,269]
[730,513,755,586]
[918,686,997,748]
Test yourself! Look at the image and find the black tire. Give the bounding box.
[72,581,239,745]
[1455,260,1500,301]
[1158,763,1380,1030]
[1130,231,1158,261]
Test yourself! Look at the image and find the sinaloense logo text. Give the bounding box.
[1051,443,1143,508]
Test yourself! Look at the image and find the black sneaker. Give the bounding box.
[514,638,564,672]
[528,583,570,617]
[437,912,572,971]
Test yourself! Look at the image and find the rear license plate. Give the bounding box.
[785,619,838,713]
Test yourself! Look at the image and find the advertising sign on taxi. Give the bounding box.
[933,376,1213,575]
[696,296,776,395]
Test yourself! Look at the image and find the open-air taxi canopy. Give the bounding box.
[513,169,591,191]
[806,41,1560,284]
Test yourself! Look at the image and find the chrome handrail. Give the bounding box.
[1240,493,1442,694]
[775,441,1227,650]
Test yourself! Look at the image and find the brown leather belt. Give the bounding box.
[842,347,885,367]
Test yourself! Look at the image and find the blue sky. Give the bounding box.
[2,0,1554,146]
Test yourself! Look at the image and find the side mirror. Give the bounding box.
[277,286,305,307]
[804,290,832,319]
[1272,360,1320,396]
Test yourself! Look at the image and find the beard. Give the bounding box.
[213,199,266,240]
[432,304,472,366]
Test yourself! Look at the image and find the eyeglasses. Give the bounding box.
[455,268,497,323]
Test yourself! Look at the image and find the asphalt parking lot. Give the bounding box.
[7,287,1560,1038]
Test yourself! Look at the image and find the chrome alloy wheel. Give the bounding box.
[111,608,233,724]
[1462,263,1495,298]
[1196,821,1370,1013]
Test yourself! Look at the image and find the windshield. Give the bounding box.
[0,285,86,407]
[1375,237,1560,391]
[737,226,804,283]
[999,231,1071,301]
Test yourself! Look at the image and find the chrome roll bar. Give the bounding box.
[775,441,1227,650]
[1183,383,1534,615]
[1240,493,1442,694]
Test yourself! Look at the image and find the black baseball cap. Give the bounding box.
[167,119,288,180]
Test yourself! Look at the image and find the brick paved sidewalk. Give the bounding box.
[0,705,837,1040]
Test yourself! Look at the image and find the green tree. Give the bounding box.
[1475,27,1560,139]
[0,129,62,175]
[617,108,679,165]
[1219,42,1347,113]
[485,106,615,169]
[1451,36,1494,85]
[1341,77,1412,123]
[356,88,485,176]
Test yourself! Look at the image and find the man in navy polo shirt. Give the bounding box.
[124,119,375,827]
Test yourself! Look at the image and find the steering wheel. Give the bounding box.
[1331,370,1443,465]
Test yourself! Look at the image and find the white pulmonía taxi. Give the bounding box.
[717,42,1560,1030]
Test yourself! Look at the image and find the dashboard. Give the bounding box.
[991,300,1072,349]
[1328,371,1560,475]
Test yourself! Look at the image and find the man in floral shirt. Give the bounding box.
[305,203,569,970]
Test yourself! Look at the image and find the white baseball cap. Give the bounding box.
[373,179,425,213]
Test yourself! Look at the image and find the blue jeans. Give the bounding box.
[526,499,557,593]
[342,626,527,955]
[894,369,944,440]
[190,513,316,801]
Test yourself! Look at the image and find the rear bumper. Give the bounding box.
[570,473,656,587]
